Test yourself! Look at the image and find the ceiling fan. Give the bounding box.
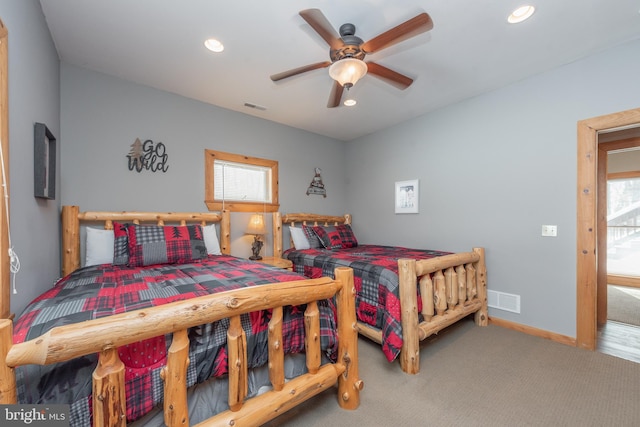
[270,9,434,108]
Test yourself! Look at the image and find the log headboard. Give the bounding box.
[272,211,351,257]
[61,205,231,276]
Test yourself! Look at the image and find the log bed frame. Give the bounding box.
[0,206,362,427]
[273,212,488,375]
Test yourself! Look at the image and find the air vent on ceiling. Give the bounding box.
[244,102,267,111]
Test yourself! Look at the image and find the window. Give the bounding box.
[205,150,279,212]
[607,172,640,277]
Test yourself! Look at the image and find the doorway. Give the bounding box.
[599,137,640,324]
[605,154,640,289]
[595,137,640,362]
[576,107,640,350]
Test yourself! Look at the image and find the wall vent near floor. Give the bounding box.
[487,290,521,313]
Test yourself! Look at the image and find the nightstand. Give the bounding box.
[256,256,293,270]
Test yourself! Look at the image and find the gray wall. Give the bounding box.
[345,38,640,338]
[60,64,347,259]
[1,0,60,315]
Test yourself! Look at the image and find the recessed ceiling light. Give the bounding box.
[344,99,357,107]
[508,5,535,24]
[204,38,224,53]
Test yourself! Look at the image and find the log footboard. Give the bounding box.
[0,268,361,427]
[358,248,488,374]
[274,212,487,375]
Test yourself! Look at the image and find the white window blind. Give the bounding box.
[214,160,272,203]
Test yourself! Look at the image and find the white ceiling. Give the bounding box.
[38,0,640,142]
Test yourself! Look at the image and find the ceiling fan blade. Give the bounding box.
[327,81,344,108]
[361,12,433,54]
[366,62,413,89]
[299,9,343,50]
[270,61,332,82]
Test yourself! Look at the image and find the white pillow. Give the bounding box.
[85,227,115,266]
[289,226,310,250]
[203,224,222,255]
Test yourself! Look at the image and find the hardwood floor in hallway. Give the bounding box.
[597,320,640,363]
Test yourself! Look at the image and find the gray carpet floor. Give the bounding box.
[608,285,640,326]
[265,319,640,426]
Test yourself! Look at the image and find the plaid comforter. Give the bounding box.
[283,245,450,362]
[13,255,338,426]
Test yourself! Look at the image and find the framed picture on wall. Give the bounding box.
[34,122,56,199]
[395,179,419,214]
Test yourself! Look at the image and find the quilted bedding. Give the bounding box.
[283,245,450,362]
[13,255,338,426]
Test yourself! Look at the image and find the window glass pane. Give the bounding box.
[607,177,640,276]
[204,149,279,212]
[214,160,272,203]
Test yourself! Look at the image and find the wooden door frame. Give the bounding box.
[0,19,9,319]
[576,107,640,350]
[596,138,640,326]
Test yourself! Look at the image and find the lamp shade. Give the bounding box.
[245,214,266,235]
[328,58,368,88]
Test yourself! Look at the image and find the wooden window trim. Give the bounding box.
[204,149,279,212]
[607,170,640,180]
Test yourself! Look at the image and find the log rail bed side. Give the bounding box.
[0,206,362,427]
[273,211,488,375]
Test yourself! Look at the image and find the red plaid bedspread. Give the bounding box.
[13,255,338,426]
[283,245,450,362]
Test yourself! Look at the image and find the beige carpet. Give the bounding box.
[265,319,640,426]
[608,285,640,326]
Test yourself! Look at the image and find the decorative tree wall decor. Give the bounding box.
[127,138,169,173]
[306,167,326,197]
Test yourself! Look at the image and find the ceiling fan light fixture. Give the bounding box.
[344,99,357,107]
[328,58,368,88]
[507,5,535,24]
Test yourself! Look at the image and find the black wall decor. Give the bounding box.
[34,122,56,199]
[127,138,169,173]
[306,167,326,197]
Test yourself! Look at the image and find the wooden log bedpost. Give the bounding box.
[161,329,190,427]
[473,247,488,326]
[273,211,283,258]
[268,306,285,391]
[304,301,321,374]
[227,315,248,412]
[93,348,126,426]
[62,205,80,277]
[397,259,420,374]
[335,266,362,409]
[0,319,16,403]
[220,210,231,255]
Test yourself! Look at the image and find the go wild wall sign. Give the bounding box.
[127,138,169,173]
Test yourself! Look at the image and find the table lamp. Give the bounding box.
[246,214,266,260]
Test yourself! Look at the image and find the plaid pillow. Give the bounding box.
[337,224,358,248]
[127,224,207,267]
[113,221,130,265]
[312,224,358,250]
[302,225,323,248]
